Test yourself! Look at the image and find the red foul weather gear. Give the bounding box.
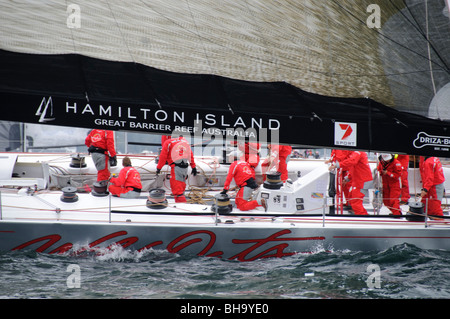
[420,157,445,216]
[330,149,353,206]
[85,129,116,181]
[377,158,403,215]
[109,166,142,197]
[337,151,373,215]
[157,136,196,203]
[396,155,410,202]
[262,144,292,182]
[235,142,260,167]
[224,160,260,211]
[224,161,255,191]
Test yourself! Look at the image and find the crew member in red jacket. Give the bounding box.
[377,154,403,215]
[329,151,373,215]
[420,156,445,216]
[396,154,410,203]
[221,160,266,211]
[85,129,117,181]
[326,150,352,206]
[262,144,292,182]
[156,135,197,202]
[109,157,142,198]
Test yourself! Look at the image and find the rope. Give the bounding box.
[186,187,214,205]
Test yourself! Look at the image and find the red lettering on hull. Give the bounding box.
[9,229,325,261]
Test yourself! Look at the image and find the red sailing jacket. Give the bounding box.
[338,151,373,187]
[110,166,142,189]
[157,136,196,170]
[421,157,445,191]
[224,160,256,190]
[330,149,351,163]
[377,158,402,185]
[85,129,116,157]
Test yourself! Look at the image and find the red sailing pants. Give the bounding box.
[382,181,401,215]
[349,182,368,215]
[170,166,187,203]
[97,155,110,181]
[422,185,443,216]
[109,185,133,197]
[278,155,289,182]
[235,187,260,211]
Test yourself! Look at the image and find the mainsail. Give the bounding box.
[0,0,449,155]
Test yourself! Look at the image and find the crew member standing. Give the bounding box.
[329,151,373,215]
[109,157,142,198]
[221,160,266,211]
[156,135,197,202]
[420,156,445,216]
[85,129,117,181]
[326,149,352,206]
[377,154,403,215]
[395,154,410,204]
[262,144,292,182]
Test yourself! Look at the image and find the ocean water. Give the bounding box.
[1,243,450,300]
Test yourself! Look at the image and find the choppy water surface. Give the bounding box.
[1,243,450,299]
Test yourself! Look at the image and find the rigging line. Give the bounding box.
[105,0,136,64]
[331,0,449,75]
[243,0,281,82]
[185,0,213,74]
[390,1,450,74]
[400,0,450,73]
[425,0,438,96]
[425,0,440,119]
[105,0,162,108]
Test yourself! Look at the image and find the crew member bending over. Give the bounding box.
[85,129,117,181]
[221,160,266,211]
[109,157,142,198]
[329,151,373,215]
[156,135,197,202]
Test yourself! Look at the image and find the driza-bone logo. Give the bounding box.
[413,132,450,150]
[36,97,55,122]
[335,122,357,147]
